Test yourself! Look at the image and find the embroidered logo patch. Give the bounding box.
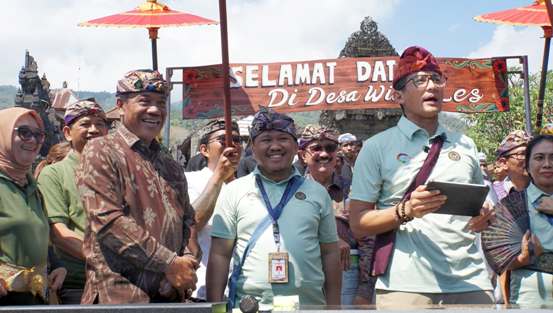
[295,192,306,200]
[448,151,461,161]
[396,153,411,164]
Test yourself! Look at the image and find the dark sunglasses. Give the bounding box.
[208,135,243,146]
[14,126,45,143]
[307,142,338,154]
[505,152,525,160]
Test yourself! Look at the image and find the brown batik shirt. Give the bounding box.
[77,125,195,304]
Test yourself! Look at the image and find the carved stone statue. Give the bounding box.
[15,51,62,156]
[320,17,402,140]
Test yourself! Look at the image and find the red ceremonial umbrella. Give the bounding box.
[78,0,218,71]
[475,0,553,129]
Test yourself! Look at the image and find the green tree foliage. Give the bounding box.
[75,91,116,110]
[467,71,553,160]
[0,85,17,108]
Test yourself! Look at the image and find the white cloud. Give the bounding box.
[0,0,399,92]
[468,25,551,74]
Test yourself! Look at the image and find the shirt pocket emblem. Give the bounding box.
[396,153,411,164]
[448,151,461,161]
[295,192,306,200]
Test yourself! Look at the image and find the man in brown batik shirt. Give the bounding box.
[77,70,198,304]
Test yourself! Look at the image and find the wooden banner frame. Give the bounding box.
[178,56,509,119]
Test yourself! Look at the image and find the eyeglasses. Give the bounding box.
[406,74,447,88]
[14,126,45,143]
[306,142,338,154]
[505,152,526,160]
[208,135,243,146]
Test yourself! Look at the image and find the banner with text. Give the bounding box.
[181,56,509,119]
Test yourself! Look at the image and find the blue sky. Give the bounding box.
[379,0,538,57]
[0,0,548,91]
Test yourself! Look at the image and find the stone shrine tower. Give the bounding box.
[15,51,62,156]
[320,17,402,140]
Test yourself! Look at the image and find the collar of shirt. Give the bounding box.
[253,166,301,186]
[65,149,80,166]
[502,176,515,194]
[397,115,448,143]
[199,166,213,176]
[304,167,336,185]
[527,182,552,208]
[117,124,161,156]
[342,155,354,167]
[0,171,37,195]
[304,170,346,202]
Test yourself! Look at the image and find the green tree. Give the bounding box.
[467,71,553,160]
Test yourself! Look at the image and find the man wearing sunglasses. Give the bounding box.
[77,70,198,304]
[185,119,242,299]
[299,125,344,203]
[493,130,531,202]
[299,125,375,305]
[490,131,532,304]
[37,99,108,304]
[350,46,494,307]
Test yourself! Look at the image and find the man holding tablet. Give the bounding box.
[350,46,494,308]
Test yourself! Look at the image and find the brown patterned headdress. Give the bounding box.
[198,119,239,142]
[298,124,338,148]
[495,130,532,158]
[64,98,106,125]
[116,69,170,96]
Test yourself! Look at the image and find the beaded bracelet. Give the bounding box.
[398,200,414,224]
[394,203,402,222]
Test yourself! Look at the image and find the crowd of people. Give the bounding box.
[0,46,551,310]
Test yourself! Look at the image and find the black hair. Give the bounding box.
[199,127,226,146]
[199,120,240,146]
[199,133,210,146]
[392,79,407,115]
[524,134,553,180]
[394,76,409,91]
[116,93,133,101]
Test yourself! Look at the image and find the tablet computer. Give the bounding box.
[426,180,489,217]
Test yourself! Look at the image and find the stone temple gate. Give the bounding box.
[320,17,402,140]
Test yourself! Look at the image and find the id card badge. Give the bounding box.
[268,252,289,283]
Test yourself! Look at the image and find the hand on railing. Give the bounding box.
[48,267,67,292]
[165,255,198,298]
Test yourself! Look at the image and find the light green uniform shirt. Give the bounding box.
[37,150,85,289]
[211,167,338,306]
[510,183,553,307]
[0,172,49,268]
[350,116,492,293]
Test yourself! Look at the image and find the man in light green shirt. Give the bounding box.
[350,46,494,308]
[38,99,108,304]
[207,107,341,308]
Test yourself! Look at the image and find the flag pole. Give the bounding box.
[218,0,233,146]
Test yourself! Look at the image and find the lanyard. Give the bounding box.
[255,174,301,251]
